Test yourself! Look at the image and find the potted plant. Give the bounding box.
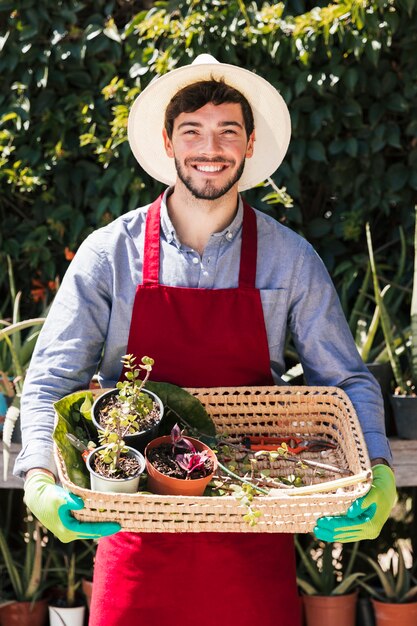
[46,541,93,626]
[91,354,164,452]
[366,210,417,438]
[1,279,45,479]
[0,516,49,626]
[358,542,417,625]
[295,535,364,626]
[86,425,146,494]
[145,423,217,496]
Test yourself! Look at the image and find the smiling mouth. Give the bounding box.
[193,164,227,173]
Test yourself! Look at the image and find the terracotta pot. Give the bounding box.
[372,598,417,625]
[145,435,217,496]
[302,591,358,626]
[92,388,164,453]
[86,445,145,493]
[0,598,48,626]
[82,578,93,610]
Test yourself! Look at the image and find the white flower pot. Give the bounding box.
[86,445,145,494]
[48,604,86,626]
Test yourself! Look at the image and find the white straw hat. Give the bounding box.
[128,54,291,191]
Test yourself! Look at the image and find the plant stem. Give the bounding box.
[253,450,352,476]
[216,461,269,495]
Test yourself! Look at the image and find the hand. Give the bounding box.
[314,464,397,543]
[24,470,121,543]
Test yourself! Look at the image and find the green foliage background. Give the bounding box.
[0,0,416,335]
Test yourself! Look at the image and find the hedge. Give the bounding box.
[0,0,416,345]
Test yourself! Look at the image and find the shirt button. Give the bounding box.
[192,257,199,264]
[226,232,233,241]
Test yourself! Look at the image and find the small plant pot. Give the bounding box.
[390,395,417,439]
[86,445,145,494]
[49,604,86,626]
[302,592,358,626]
[92,388,164,453]
[0,599,48,626]
[372,599,417,626]
[145,435,217,496]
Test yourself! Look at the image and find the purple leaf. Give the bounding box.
[171,423,182,444]
[176,451,209,476]
[170,424,196,453]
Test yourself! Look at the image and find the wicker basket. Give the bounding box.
[54,385,372,533]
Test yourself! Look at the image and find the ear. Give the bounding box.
[246,131,255,159]
[162,128,174,158]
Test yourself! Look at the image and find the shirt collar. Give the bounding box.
[160,188,244,246]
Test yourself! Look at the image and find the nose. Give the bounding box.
[201,132,223,155]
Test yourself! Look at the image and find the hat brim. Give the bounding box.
[128,61,291,192]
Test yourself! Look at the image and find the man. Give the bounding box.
[17,55,396,626]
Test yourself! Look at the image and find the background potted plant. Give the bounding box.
[0,515,50,626]
[91,354,164,452]
[46,540,94,626]
[358,541,417,626]
[295,535,364,626]
[366,208,417,438]
[1,256,46,480]
[145,423,217,496]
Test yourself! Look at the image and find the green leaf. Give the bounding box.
[406,119,417,137]
[307,140,326,162]
[329,138,345,155]
[53,391,96,488]
[0,527,23,599]
[344,68,358,92]
[386,163,409,192]
[333,572,364,595]
[341,99,362,117]
[294,537,322,592]
[145,381,216,438]
[345,137,358,158]
[296,577,318,595]
[386,123,402,149]
[369,103,385,127]
[386,93,409,113]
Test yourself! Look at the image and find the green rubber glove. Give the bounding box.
[24,471,121,543]
[314,464,397,543]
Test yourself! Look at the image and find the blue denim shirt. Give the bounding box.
[14,191,391,478]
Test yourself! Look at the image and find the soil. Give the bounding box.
[148,443,214,480]
[92,452,141,479]
[95,392,161,434]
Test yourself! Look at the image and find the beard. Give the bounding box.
[174,156,246,200]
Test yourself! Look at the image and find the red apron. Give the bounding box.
[89,196,301,626]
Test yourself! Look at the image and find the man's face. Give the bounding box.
[162,102,255,200]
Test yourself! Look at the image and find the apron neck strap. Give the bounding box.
[239,201,257,289]
[142,195,257,288]
[142,194,164,286]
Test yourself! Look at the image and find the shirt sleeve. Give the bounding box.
[13,232,113,479]
[288,241,392,464]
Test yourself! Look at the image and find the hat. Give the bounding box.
[127,54,291,191]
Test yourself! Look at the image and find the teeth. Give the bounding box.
[195,165,224,172]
